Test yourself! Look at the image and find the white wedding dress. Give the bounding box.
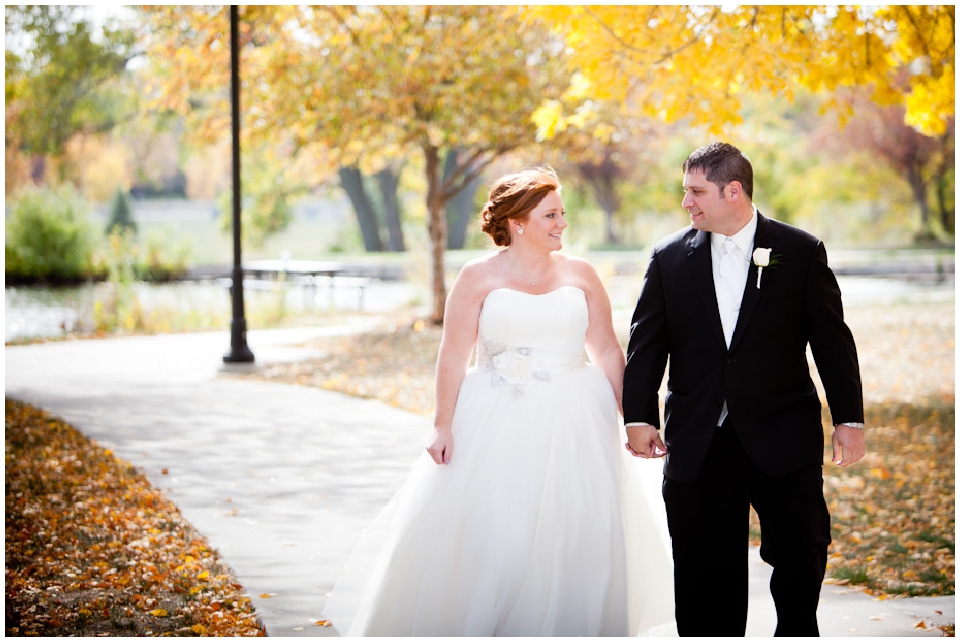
[323,286,675,636]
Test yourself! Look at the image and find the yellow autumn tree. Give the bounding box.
[528,5,954,138]
[139,6,569,323]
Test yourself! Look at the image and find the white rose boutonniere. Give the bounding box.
[753,247,772,289]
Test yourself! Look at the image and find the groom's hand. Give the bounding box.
[831,424,866,467]
[625,423,667,458]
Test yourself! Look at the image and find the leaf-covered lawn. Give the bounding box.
[5,400,266,637]
[822,403,954,597]
[243,301,955,599]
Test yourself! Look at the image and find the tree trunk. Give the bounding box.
[447,180,478,249]
[30,155,46,185]
[603,208,619,246]
[936,175,954,234]
[424,145,448,324]
[443,148,479,250]
[338,165,383,252]
[578,156,623,246]
[376,165,405,251]
[591,177,621,245]
[935,135,955,235]
[907,164,934,240]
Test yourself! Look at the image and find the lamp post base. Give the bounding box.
[222,346,255,363]
[223,318,255,363]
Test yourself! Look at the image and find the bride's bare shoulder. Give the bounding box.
[555,253,600,279]
[454,251,506,292]
[463,249,504,267]
[556,253,606,293]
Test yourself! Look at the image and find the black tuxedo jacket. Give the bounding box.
[623,213,864,483]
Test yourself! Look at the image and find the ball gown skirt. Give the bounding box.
[322,286,674,636]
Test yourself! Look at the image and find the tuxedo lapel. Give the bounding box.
[688,230,727,350]
[729,213,775,351]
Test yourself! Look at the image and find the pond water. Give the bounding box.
[4,272,954,343]
[5,279,426,342]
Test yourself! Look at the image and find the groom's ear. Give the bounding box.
[725,180,744,202]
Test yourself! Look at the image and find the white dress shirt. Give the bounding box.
[712,209,757,348]
[712,208,757,425]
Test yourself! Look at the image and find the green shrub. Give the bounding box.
[105,187,137,234]
[88,228,191,284]
[5,184,96,282]
[139,228,190,281]
[92,229,143,333]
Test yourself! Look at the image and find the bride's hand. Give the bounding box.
[427,427,454,465]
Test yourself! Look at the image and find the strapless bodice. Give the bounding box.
[476,286,588,389]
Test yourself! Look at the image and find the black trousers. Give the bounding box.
[663,419,831,637]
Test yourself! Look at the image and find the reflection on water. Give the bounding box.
[5,286,98,339]
[5,272,953,343]
[5,280,426,342]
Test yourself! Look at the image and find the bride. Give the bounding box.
[323,165,674,636]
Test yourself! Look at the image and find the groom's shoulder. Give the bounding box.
[650,226,698,254]
[764,215,820,247]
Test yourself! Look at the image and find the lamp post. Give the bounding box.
[223,4,254,363]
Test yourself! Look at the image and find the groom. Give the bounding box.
[623,142,865,636]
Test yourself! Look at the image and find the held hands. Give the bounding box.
[427,427,454,465]
[831,424,866,467]
[625,423,667,459]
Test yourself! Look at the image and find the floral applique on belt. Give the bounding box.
[482,340,551,399]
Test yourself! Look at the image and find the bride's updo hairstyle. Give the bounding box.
[480,165,560,246]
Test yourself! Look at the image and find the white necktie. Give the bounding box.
[716,238,745,427]
[717,238,743,348]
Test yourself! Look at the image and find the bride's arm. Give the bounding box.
[428,262,485,465]
[580,262,627,411]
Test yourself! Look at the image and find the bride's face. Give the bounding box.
[519,190,567,250]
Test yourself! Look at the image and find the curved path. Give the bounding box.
[6,327,953,636]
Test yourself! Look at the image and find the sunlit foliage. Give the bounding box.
[528,6,954,138]
[5,6,138,183]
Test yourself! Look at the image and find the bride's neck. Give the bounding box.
[505,246,552,269]
[503,246,556,287]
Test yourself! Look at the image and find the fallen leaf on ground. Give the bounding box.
[5,400,265,637]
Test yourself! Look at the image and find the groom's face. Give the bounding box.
[682,169,734,234]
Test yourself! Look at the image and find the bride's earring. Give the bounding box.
[518,227,524,235]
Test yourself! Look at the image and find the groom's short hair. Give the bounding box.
[683,143,754,200]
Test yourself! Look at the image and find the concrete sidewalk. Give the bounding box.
[5,327,954,637]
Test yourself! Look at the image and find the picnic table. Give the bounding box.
[219,260,381,310]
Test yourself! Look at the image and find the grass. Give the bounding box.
[830,565,871,586]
